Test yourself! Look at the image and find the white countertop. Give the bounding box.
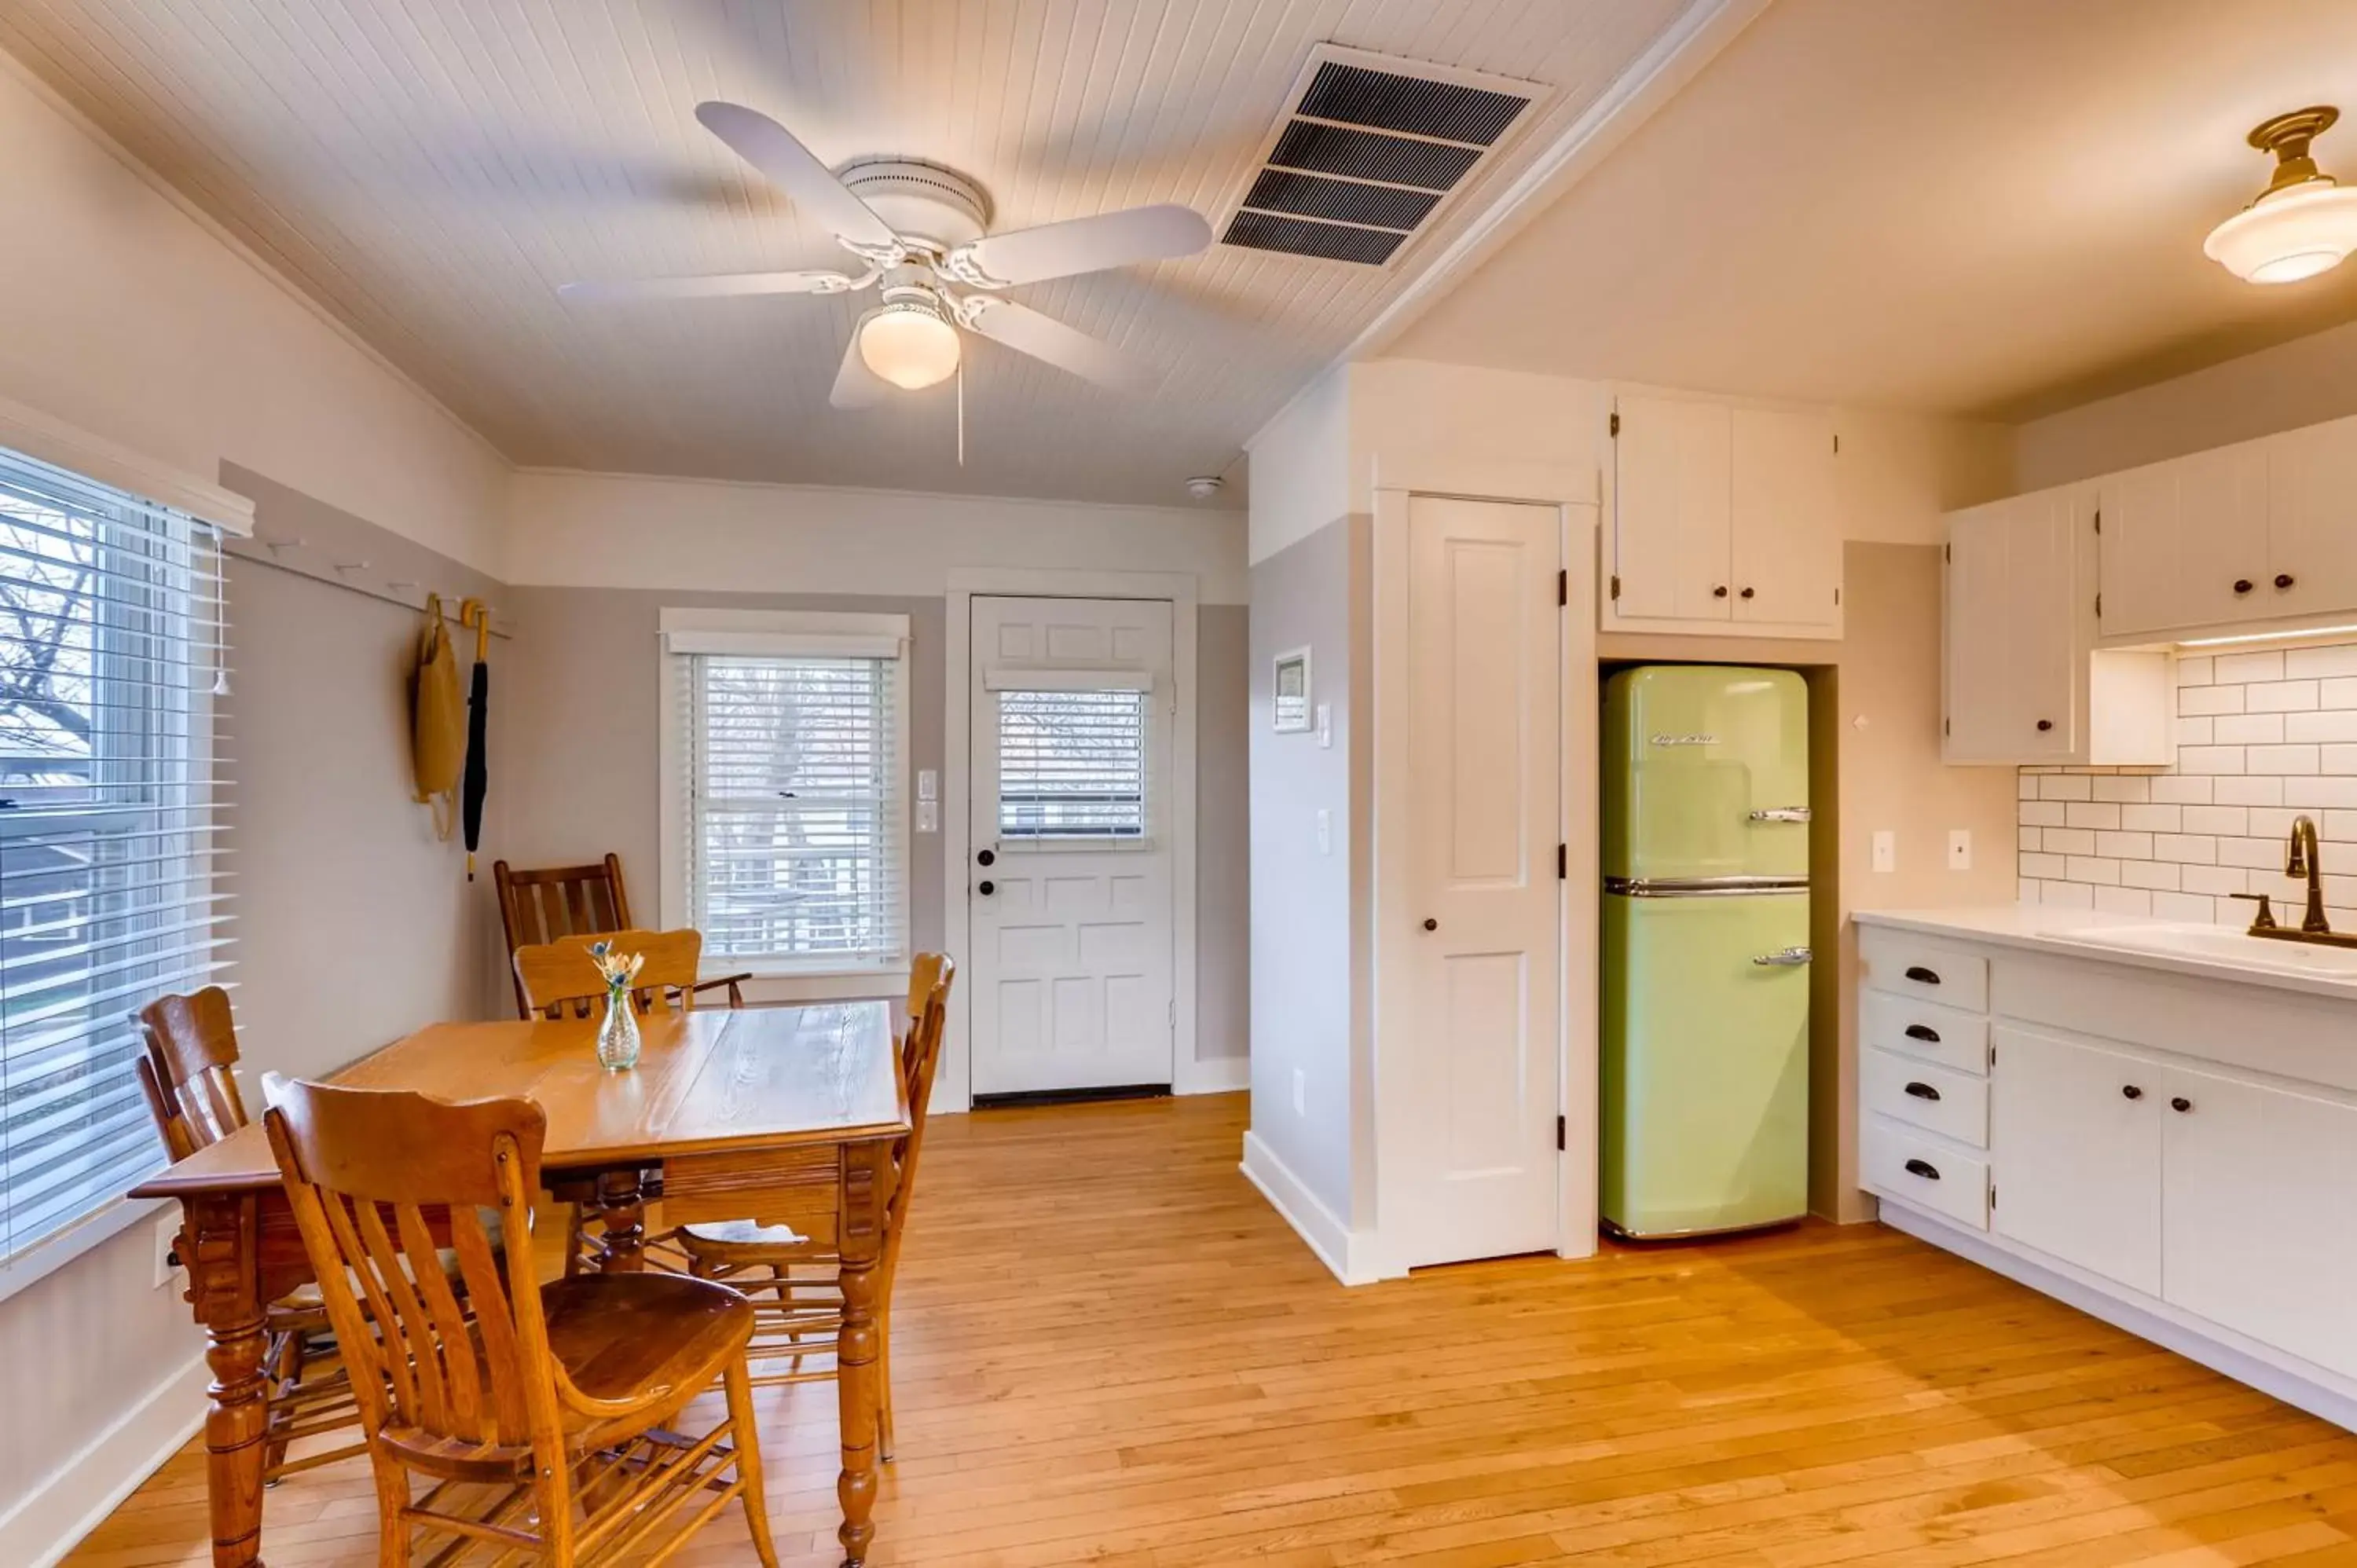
[1854,904,2357,1004]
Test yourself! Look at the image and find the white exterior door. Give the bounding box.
[1396,496,1562,1267]
[968,596,1175,1097]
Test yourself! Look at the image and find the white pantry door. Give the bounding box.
[1398,496,1562,1267]
[969,596,1175,1097]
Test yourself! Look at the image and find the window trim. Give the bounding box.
[657,608,912,991]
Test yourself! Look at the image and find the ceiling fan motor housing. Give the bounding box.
[836,158,992,251]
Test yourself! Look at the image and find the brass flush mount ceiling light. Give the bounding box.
[2205,106,2357,284]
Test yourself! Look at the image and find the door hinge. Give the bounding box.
[1834,586,1841,606]
[2094,508,2102,534]
[1943,541,1951,564]
[2095,592,2103,618]
[1989,1043,1998,1067]
[1989,1185,1997,1210]
[1609,573,1622,601]
[1556,1113,1566,1152]
[1944,716,1952,736]
[1609,411,1621,438]
[1557,842,1567,880]
[1558,568,1568,606]
[1168,1000,1175,1031]
[1832,432,1839,454]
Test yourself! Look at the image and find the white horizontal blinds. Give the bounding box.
[681,654,904,965]
[997,689,1149,840]
[0,446,225,1262]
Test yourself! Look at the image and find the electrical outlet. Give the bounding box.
[1292,1068,1307,1117]
[1948,829,1973,871]
[153,1214,185,1292]
[1871,830,1896,874]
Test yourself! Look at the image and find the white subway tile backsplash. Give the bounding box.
[2217,650,2286,683]
[2019,639,2357,910]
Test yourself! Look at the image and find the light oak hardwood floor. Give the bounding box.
[71,1092,2357,1566]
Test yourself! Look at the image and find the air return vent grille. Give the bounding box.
[1221,46,1545,269]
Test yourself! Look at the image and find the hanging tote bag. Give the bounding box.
[410,593,466,840]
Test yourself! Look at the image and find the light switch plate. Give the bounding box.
[1315,702,1332,749]
[1292,1068,1307,1116]
[1314,807,1332,855]
[1947,829,1972,871]
[1871,830,1896,874]
[916,768,938,803]
[915,799,940,833]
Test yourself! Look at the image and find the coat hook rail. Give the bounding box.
[227,530,513,642]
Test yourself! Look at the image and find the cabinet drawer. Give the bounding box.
[1864,1115,1989,1231]
[1863,1047,1989,1149]
[1860,989,1990,1077]
[1860,931,1989,1013]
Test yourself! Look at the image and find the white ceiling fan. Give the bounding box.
[559,101,1211,413]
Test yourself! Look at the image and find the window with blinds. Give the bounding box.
[996,688,1149,840]
[0,447,225,1266]
[678,652,905,969]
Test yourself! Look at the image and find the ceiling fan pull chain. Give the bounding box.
[957,357,966,467]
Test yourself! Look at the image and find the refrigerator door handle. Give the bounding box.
[1748,807,1812,823]
[1750,947,1813,967]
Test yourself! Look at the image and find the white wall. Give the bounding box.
[0,59,515,1568]
[2017,317,2357,491]
[506,468,1246,603]
[1242,367,1351,566]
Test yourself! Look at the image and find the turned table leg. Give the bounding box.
[592,1167,647,1272]
[834,1138,889,1567]
[184,1194,270,1568]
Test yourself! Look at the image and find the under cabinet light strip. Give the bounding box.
[2176,622,2357,647]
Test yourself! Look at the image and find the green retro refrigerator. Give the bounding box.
[1600,665,1811,1239]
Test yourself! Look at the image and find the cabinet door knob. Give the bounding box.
[1712,585,1729,599]
[2036,719,2054,732]
[2277,573,2297,589]
[1422,918,1438,932]
[1739,586,1756,599]
[1903,1158,1941,1181]
[2234,578,2254,595]
[2122,1084,2143,1101]
[2171,1096,2192,1113]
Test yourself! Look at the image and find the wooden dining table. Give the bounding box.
[132,998,909,1568]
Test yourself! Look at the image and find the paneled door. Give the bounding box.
[969,596,1175,1097]
[1396,496,1561,1266]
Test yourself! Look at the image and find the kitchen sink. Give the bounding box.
[2052,919,2357,978]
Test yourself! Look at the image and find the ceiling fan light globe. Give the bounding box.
[2205,180,2357,284]
[858,305,961,390]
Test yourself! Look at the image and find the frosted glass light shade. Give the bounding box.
[858,305,961,389]
[2205,179,2357,284]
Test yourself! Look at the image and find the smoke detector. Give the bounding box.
[1184,475,1225,500]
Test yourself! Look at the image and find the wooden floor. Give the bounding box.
[73,1092,2357,1566]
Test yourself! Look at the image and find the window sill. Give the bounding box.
[0,1192,169,1307]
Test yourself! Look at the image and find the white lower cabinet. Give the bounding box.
[1858,922,2357,1427]
[2161,1062,2357,1382]
[1988,1024,2161,1296]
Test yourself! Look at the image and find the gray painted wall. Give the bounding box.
[498,587,1248,1067]
[1247,515,1369,1223]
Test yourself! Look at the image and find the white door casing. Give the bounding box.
[1391,496,1563,1269]
[967,595,1175,1096]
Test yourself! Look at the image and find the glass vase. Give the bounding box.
[596,984,641,1072]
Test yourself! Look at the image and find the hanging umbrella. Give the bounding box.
[460,599,491,880]
[410,593,465,841]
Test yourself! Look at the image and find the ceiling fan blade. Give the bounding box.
[830,320,893,409]
[948,204,1210,288]
[695,101,899,250]
[557,270,856,302]
[962,297,1159,393]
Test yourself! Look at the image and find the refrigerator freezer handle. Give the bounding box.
[1750,947,1813,967]
[1748,807,1812,823]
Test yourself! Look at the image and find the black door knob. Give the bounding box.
[2234,578,2254,594]
[1712,585,1728,598]
[2036,719,2054,731]
[977,848,995,866]
[2122,1085,2143,1100]
[1739,586,1756,599]
[2171,1096,2192,1113]
[977,880,995,896]
[1422,918,1439,932]
[2277,573,2297,589]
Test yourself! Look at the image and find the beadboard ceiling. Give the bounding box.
[0,0,1698,506]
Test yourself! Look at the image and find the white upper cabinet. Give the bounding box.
[1945,487,2170,767]
[2090,412,2357,643]
[1607,394,1840,639]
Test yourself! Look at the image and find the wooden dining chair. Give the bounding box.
[134,988,365,1480]
[262,1079,780,1568]
[512,928,738,1018]
[671,957,955,1462]
[493,855,750,1017]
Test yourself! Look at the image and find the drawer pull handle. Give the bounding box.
[1903,1023,1941,1043]
[1903,965,1941,985]
[1751,947,1812,967]
[1904,1081,1941,1101]
[1903,1158,1941,1181]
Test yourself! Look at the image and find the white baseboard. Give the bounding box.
[0,1352,207,1568]
[1240,1130,1378,1286]
[1880,1200,2357,1434]
[1176,1055,1249,1095]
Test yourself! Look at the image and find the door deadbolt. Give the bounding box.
[977,848,995,867]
